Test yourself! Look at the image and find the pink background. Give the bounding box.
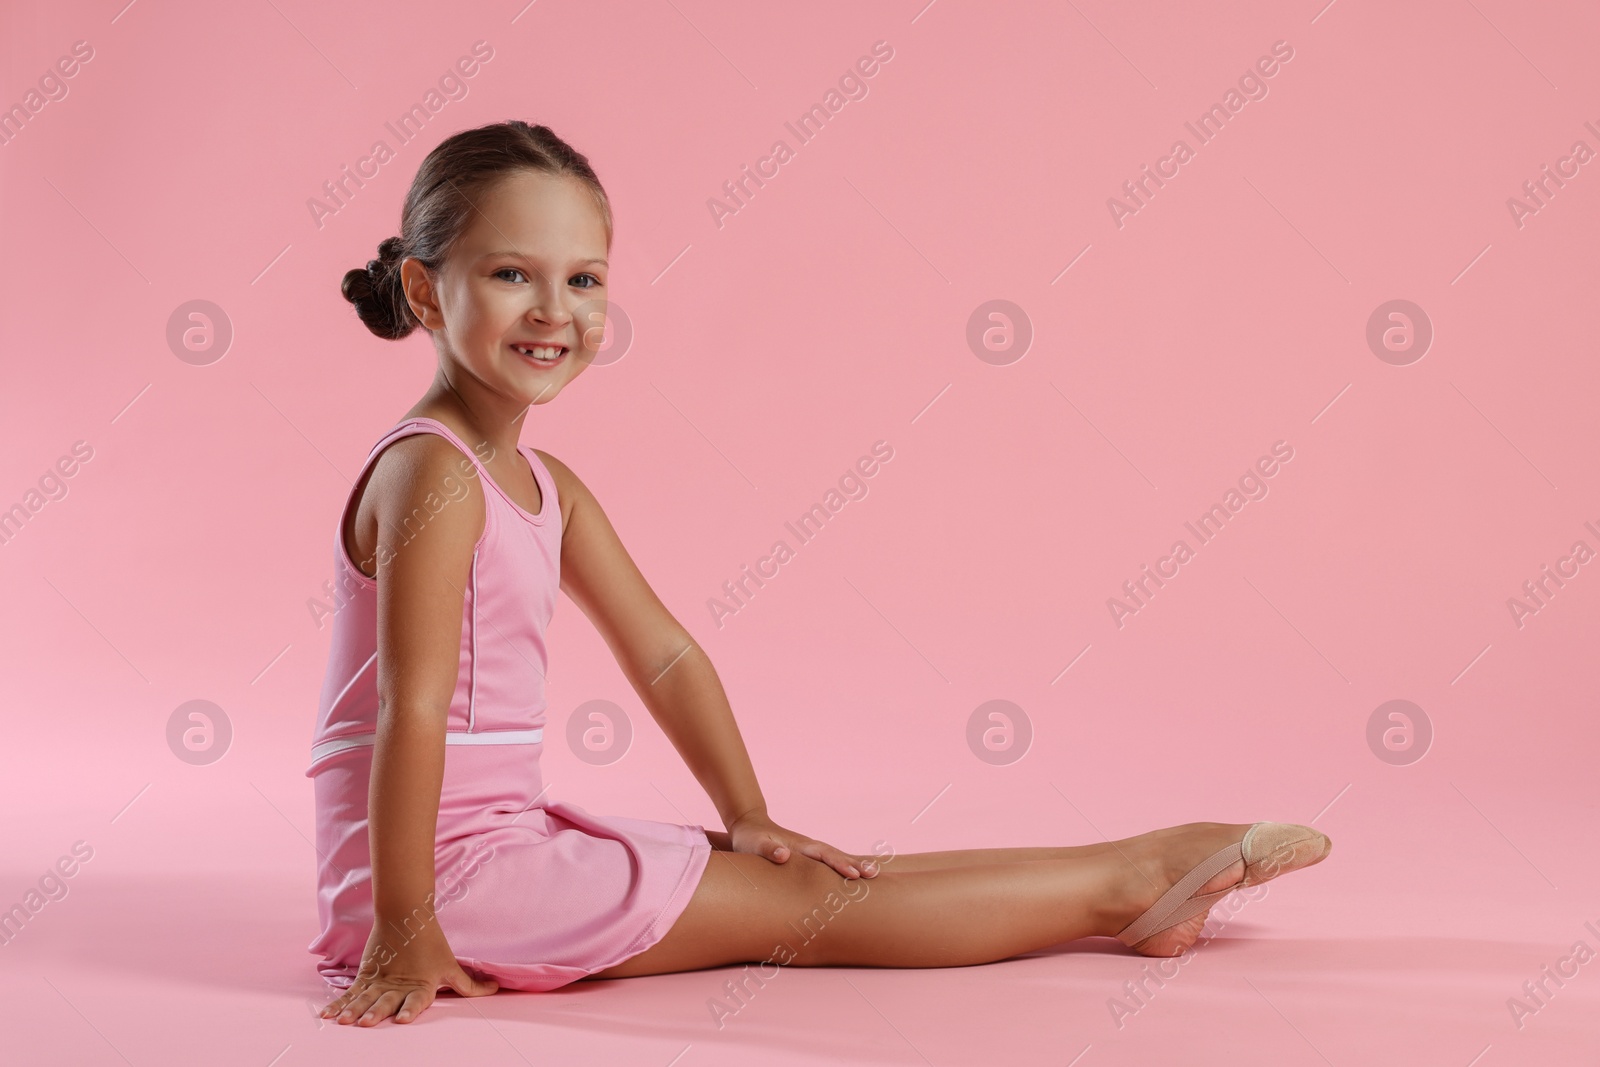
[3,0,1597,1063]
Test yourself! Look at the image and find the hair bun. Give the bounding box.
[374,235,407,271]
[339,265,375,303]
[341,235,417,340]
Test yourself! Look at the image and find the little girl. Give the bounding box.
[312,120,1333,1027]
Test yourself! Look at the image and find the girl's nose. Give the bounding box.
[524,289,572,327]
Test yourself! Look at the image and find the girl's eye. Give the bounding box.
[493,268,602,289]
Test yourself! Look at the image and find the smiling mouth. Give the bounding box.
[510,343,568,365]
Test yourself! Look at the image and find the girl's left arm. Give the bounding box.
[539,450,878,880]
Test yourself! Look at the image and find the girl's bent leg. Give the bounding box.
[585,848,1135,980]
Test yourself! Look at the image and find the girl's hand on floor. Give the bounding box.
[320,920,498,1026]
[728,810,880,879]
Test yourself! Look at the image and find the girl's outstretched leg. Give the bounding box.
[587,848,1131,978]
[585,822,1262,979]
[703,821,1242,881]
[702,828,1117,871]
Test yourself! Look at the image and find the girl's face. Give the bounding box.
[406,168,610,406]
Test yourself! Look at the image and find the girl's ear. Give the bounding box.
[400,258,444,331]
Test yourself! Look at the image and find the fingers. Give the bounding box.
[321,981,440,1026]
[394,988,433,1024]
[826,850,862,879]
[801,842,881,880]
[754,830,881,879]
[830,851,879,878]
[320,983,363,1022]
[323,981,382,1025]
[355,989,406,1026]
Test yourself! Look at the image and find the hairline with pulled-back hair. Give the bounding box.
[340,120,612,342]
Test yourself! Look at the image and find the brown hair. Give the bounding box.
[340,120,612,340]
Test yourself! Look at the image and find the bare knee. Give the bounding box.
[591,851,861,978]
[775,860,888,967]
[700,852,868,968]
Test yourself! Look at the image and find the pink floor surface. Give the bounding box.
[3,743,1595,1065]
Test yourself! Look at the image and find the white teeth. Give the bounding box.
[514,344,564,362]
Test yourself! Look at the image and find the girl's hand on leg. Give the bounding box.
[727,810,880,879]
[320,920,498,1026]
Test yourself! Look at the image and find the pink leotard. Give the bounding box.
[306,417,711,991]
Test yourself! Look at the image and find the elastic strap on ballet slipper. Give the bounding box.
[1115,840,1245,948]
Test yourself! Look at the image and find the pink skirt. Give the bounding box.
[308,745,714,992]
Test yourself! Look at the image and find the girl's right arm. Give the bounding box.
[320,435,500,1026]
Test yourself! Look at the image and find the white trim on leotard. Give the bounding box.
[309,727,544,767]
